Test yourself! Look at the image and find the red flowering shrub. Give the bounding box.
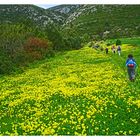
[24,37,50,61]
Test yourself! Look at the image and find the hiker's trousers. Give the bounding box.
[127,67,135,80]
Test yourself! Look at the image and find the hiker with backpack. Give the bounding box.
[117,46,121,56]
[126,54,137,81]
[111,45,116,54]
[105,47,108,54]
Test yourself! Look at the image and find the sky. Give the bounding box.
[35,4,59,9]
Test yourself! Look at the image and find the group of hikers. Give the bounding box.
[107,45,137,81]
[92,42,137,82]
[105,45,121,55]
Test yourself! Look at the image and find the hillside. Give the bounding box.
[1,4,140,75]
[0,5,65,26]
[47,5,81,23]
[0,4,140,39]
[0,38,140,135]
[0,5,83,75]
[0,5,81,27]
[62,5,140,39]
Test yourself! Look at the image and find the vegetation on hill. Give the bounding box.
[0,23,83,74]
[0,24,53,74]
[62,5,140,40]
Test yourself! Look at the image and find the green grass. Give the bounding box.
[107,37,140,47]
[0,39,140,136]
[121,37,140,47]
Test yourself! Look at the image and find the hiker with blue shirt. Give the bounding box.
[117,46,121,56]
[126,54,137,81]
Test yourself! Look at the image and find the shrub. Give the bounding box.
[23,37,53,62]
[45,24,65,51]
[116,39,122,46]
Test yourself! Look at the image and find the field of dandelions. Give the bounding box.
[0,42,139,135]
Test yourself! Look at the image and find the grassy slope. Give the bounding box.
[0,39,140,135]
[108,37,140,47]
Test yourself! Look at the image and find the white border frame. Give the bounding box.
[0,0,139,4]
[0,0,139,140]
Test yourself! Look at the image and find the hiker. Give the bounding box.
[100,46,103,51]
[111,45,116,54]
[117,46,121,56]
[126,54,137,81]
[105,47,108,54]
[92,44,99,50]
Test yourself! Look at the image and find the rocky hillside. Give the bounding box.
[0,5,64,27]
[61,5,140,39]
[0,5,80,27]
[46,5,81,24]
[0,4,140,39]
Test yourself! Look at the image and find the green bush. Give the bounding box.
[116,39,122,46]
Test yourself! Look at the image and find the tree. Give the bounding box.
[45,24,64,51]
[82,33,91,44]
[116,39,121,46]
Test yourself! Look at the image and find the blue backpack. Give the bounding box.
[126,60,136,68]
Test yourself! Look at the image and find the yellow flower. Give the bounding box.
[115,132,119,135]
[74,132,79,135]
[43,128,55,135]
[129,130,133,134]
[86,114,91,118]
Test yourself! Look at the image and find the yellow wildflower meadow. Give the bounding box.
[0,45,139,135]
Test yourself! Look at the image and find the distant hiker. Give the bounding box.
[100,46,103,51]
[117,46,121,56]
[111,45,116,54]
[126,54,137,81]
[105,47,108,54]
[93,44,99,50]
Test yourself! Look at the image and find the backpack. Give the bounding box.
[117,46,121,51]
[126,59,135,68]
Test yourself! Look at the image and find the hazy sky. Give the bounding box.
[35,4,59,9]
